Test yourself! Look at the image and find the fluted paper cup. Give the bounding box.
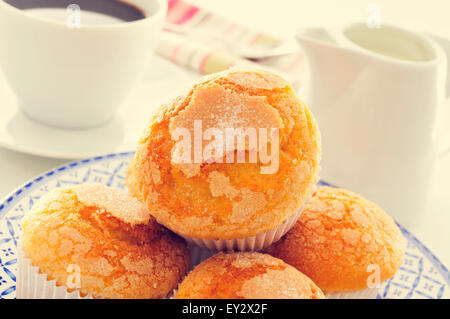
[16,247,92,299]
[184,208,303,251]
[181,186,316,252]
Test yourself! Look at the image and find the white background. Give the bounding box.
[0,0,449,266]
[190,0,450,39]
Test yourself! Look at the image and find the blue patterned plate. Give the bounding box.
[0,152,449,299]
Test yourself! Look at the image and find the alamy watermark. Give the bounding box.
[366,264,381,289]
[67,4,81,28]
[66,263,81,289]
[171,120,280,174]
[366,3,381,29]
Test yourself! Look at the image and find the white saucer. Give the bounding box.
[0,55,191,159]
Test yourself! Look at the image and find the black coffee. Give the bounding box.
[4,0,146,22]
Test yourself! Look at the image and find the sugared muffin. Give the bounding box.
[127,68,321,250]
[20,183,190,299]
[175,252,325,299]
[265,186,405,297]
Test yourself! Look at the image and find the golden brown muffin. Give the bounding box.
[265,186,405,293]
[21,183,190,299]
[127,68,321,240]
[175,252,325,299]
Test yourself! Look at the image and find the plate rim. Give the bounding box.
[0,152,134,220]
[1,151,449,290]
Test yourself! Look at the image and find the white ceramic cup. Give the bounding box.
[296,23,450,229]
[0,0,166,128]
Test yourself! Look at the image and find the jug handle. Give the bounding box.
[427,33,450,99]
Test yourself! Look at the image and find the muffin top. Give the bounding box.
[265,186,405,292]
[175,252,325,299]
[21,184,190,299]
[127,68,321,239]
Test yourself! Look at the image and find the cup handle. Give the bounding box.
[428,33,450,99]
[425,34,450,157]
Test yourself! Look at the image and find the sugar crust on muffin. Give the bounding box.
[127,68,321,240]
[175,252,325,299]
[265,186,405,292]
[21,184,190,299]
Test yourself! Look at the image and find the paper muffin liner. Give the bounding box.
[181,186,317,252]
[16,247,92,299]
[326,287,379,299]
[183,210,301,251]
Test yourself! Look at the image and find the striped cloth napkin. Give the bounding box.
[157,0,305,87]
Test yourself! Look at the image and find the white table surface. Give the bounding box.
[0,0,449,268]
